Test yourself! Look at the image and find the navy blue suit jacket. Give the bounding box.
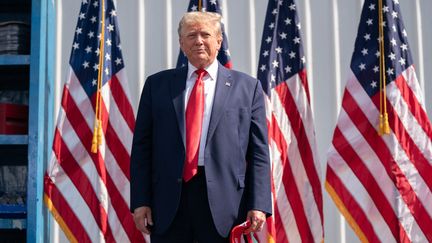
[130,63,272,237]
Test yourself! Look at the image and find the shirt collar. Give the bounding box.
[187,60,218,81]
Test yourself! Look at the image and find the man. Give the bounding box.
[130,11,271,242]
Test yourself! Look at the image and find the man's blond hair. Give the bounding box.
[178,11,222,37]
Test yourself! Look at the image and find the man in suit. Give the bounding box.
[130,11,271,242]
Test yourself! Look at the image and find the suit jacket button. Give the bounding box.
[177,178,182,183]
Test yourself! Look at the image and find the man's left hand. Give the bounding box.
[244,210,266,234]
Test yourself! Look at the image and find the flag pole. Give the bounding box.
[378,0,390,135]
[198,0,202,11]
[92,0,106,153]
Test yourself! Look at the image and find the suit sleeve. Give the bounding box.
[246,80,272,216]
[130,77,153,212]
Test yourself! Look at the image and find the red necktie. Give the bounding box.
[183,69,207,182]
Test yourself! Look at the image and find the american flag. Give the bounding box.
[43,0,145,242]
[176,0,232,69]
[257,0,323,242]
[325,0,432,242]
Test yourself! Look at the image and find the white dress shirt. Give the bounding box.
[184,60,218,166]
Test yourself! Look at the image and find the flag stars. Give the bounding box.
[275,47,282,54]
[285,65,292,73]
[393,0,399,4]
[107,24,114,32]
[97,33,102,40]
[285,18,292,25]
[260,64,266,72]
[82,61,90,69]
[369,4,376,11]
[95,48,100,56]
[88,31,94,38]
[371,80,377,88]
[92,79,97,86]
[293,36,301,44]
[278,0,283,6]
[265,37,272,44]
[109,9,117,17]
[279,32,287,39]
[387,68,394,76]
[381,21,387,27]
[85,46,92,53]
[375,51,380,58]
[72,42,79,50]
[263,50,269,57]
[272,60,279,68]
[82,0,88,4]
[105,67,109,76]
[93,63,99,71]
[388,52,396,60]
[289,3,296,10]
[210,0,217,5]
[359,63,366,71]
[297,23,301,30]
[361,48,368,56]
[115,58,122,65]
[366,19,373,26]
[76,27,82,35]
[272,8,278,15]
[90,16,97,23]
[269,22,275,29]
[392,11,398,18]
[105,53,111,61]
[93,1,98,8]
[301,56,306,63]
[373,66,379,73]
[399,58,406,66]
[225,49,231,56]
[79,13,85,20]
[382,5,389,13]
[392,25,397,32]
[289,51,296,59]
[401,43,408,51]
[271,74,276,82]
[390,38,397,46]
[364,33,371,41]
[402,29,407,37]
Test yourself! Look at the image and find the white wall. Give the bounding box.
[51,0,432,242]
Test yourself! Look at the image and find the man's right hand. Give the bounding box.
[133,206,153,234]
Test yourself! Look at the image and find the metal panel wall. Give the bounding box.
[51,1,432,242]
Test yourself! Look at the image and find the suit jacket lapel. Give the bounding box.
[206,64,233,146]
[171,66,188,148]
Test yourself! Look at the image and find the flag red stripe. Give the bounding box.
[344,89,432,241]
[298,69,311,102]
[63,87,144,241]
[275,81,323,220]
[332,127,406,241]
[326,167,381,242]
[44,176,92,242]
[273,201,288,243]
[396,74,432,138]
[270,113,315,242]
[109,74,135,131]
[53,129,115,242]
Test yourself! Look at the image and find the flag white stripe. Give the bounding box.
[347,72,432,218]
[337,107,425,240]
[68,73,131,204]
[387,79,432,167]
[401,66,426,109]
[101,82,133,151]
[271,87,321,242]
[58,108,130,242]
[327,145,397,243]
[286,74,321,172]
[51,160,104,243]
[270,140,302,243]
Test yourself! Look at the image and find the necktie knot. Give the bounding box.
[195,69,207,81]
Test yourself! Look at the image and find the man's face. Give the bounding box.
[179,22,222,69]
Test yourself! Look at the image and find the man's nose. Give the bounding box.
[194,35,204,44]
